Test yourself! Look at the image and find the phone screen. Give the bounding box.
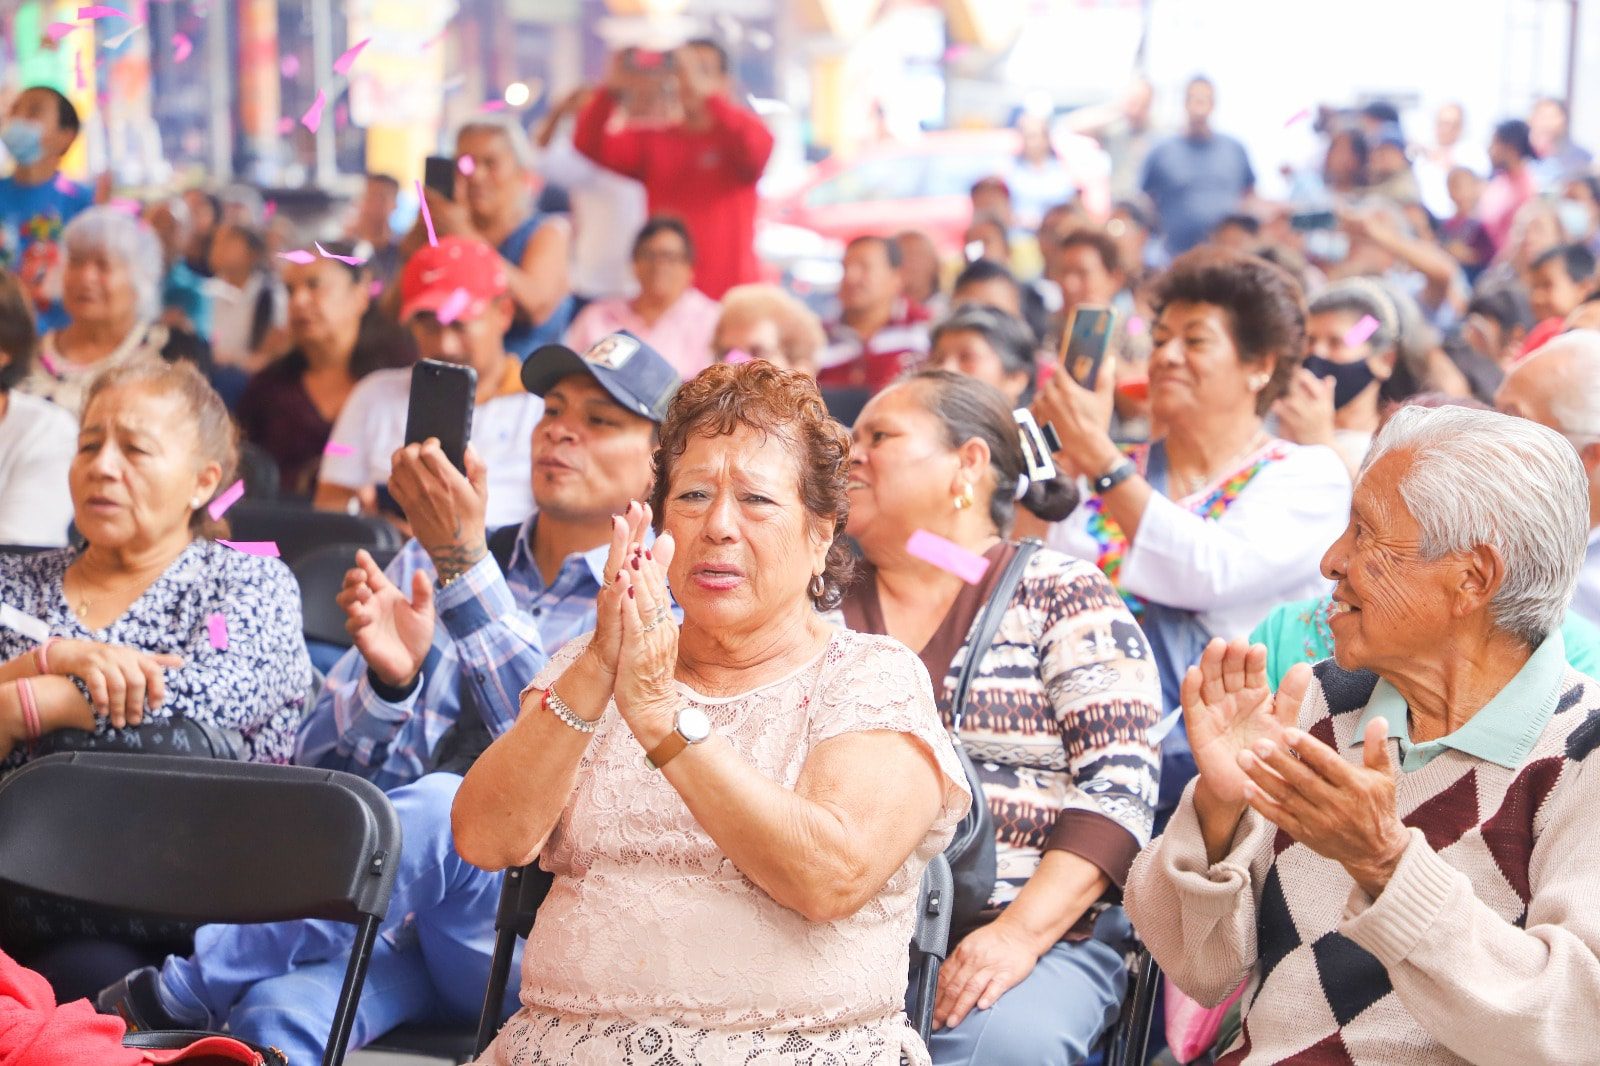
[423,155,456,201]
[1060,306,1115,389]
[404,360,477,473]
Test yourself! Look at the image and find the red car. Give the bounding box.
[763,129,1108,254]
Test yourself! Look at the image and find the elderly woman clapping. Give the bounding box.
[454,358,971,1065]
[20,207,211,416]
[1126,405,1600,1065]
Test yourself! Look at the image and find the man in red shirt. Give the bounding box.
[574,40,773,300]
[815,235,932,394]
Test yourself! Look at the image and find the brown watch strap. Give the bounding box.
[645,730,690,771]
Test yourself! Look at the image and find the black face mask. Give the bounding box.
[1303,354,1378,408]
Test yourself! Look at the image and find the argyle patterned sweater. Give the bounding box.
[1125,659,1600,1065]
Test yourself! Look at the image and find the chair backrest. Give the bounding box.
[0,753,401,926]
[911,852,953,960]
[293,543,402,647]
[237,440,282,502]
[225,500,402,566]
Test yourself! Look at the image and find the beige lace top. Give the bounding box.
[477,627,971,1066]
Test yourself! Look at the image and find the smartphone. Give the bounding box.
[1290,209,1337,231]
[423,155,456,201]
[404,360,476,473]
[1060,306,1115,389]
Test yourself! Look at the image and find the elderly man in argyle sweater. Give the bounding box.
[1127,404,1600,1065]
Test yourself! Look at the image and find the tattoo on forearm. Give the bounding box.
[433,539,488,581]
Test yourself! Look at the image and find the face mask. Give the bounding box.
[1556,198,1595,240]
[0,119,44,166]
[1305,229,1349,263]
[1303,354,1377,409]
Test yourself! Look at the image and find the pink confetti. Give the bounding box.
[457,155,475,176]
[1127,315,1147,336]
[170,31,192,63]
[277,249,317,265]
[44,22,78,43]
[75,51,85,89]
[333,36,370,75]
[315,241,367,266]
[276,116,295,135]
[207,478,245,521]
[76,4,130,18]
[262,199,277,222]
[435,287,471,325]
[218,540,281,558]
[280,54,300,78]
[723,348,754,365]
[367,280,384,298]
[53,174,77,195]
[1344,314,1380,347]
[206,612,229,650]
[109,198,142,216]
[414,179,438,247]
[301,90,326,133]
[335,102,349,130]
[324,441,354,457]
[480,99,507,112]
[1283,108,1311,128]
[905,529,991,585]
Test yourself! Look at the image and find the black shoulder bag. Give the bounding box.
[945,538,1040,938]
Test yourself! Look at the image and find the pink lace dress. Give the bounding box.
[476,628,971,1065]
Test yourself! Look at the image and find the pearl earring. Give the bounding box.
[1248,374,1269,391]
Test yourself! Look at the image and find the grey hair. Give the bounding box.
[62,206,164,322]
[1362,405,1590,646]
[1529,329,1600,444]
[455,114,538,173]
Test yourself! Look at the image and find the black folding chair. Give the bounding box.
[370,853,957,1061]
[0,753,402,1066]
[1104,944,1161,1066]
[225,499,402,566]
[293,543,402,648]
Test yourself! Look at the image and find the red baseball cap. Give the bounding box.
[399,237,508,324]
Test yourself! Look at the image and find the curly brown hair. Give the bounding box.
[650,360,854,610]
[1148,247,1307,415]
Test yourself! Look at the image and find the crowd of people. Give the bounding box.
[1,46,1599,1066]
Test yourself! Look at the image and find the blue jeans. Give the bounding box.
[926,909,1130,1066]
[159,773,517,1063]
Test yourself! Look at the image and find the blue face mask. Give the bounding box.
[1557,198,1595,241]
[0,119,44,167]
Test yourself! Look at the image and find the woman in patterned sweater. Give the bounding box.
[843,370,1163,1065]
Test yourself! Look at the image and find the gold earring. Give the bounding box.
[808,574,825,599]
[953,483,974,510]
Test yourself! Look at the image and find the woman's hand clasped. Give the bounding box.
[45,639,185,728]
[606,512,679,739]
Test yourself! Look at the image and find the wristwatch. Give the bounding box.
[1092,458,1137,495]
[645,706,713,770]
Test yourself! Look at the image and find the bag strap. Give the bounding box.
[950,538,1040,735]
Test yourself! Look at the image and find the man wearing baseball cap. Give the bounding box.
[314,235,545,528]
[104,332,683,1061]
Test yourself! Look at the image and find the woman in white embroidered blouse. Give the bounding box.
[1031,248,1351,813]
[454,359,971,1066]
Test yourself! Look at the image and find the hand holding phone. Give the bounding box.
[423,155,456,201]
[1060,306,1116,390]
[405,360,477,473]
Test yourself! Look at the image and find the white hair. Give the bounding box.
[1362,404,1590,646]
[62,206,164,323]
[454,114,538,173]
[1526,330,1600,444]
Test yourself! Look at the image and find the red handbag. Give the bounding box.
[123,1032,287,1065]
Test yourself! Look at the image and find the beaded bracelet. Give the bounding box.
[544,686,596,735]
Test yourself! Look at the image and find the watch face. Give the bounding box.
[677,706,713,743]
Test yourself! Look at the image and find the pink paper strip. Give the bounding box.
[206,612,229,650]
[324,441,354,457]
[1126,314,1147,336]
[723,348,754,365]
[1344,314,1380,347]
[1283,107,1311,128]
[170,31,192,62]
[333,36,370,75]
[75,51,85,89]
[280,54,300,78]
[207,478,245,521]
[457,155,475,175]
[435,287,471,325]
[109,198,142,216]
[276,116,295,135]
[367,280,384,298]
[300,89,326,133]
[77,5,129,19]
[278,249,316,265]
[480,100,507,112]
[415,179,438,247]
[217,540,280,558]
[54,174,78,196]
[315,241,367,266]
[905,529,990,585]
[262,199,277,222]
[45,22,78,43]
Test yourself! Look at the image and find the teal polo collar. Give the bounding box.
[1352,630,1566,772]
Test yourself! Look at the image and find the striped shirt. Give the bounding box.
[295,515,606,791]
